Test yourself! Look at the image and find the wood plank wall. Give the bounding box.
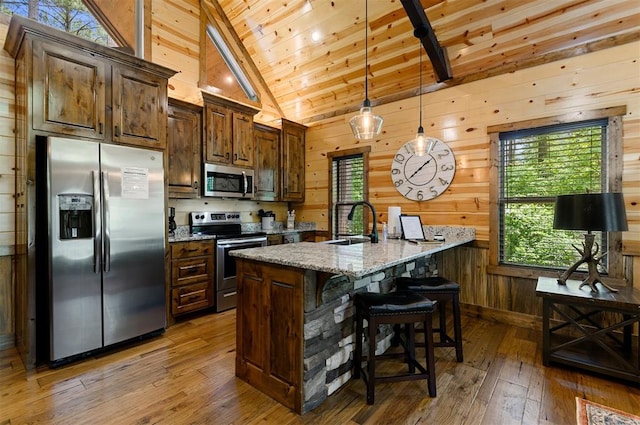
[0,14,15,349]
[298,41,640,320]
[0,15,14,252]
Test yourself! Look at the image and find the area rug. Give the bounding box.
[576,397,640,425]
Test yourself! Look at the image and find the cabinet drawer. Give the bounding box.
[171,241,214,258]
[171,282,213,316]
[171,256,214,287]
[267,234,283,245]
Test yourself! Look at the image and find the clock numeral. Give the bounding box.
[440,163,454,172]
[416,190,424,201]
[439,177,449,186]
[404,186,414,196]
[394,153,405,163]
[394,179,404,187]
[404,144,414,155]
[429,186,438,197]
[437,150,450,158]
[391,168,401,175]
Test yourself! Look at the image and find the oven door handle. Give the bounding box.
[217,237,267,248]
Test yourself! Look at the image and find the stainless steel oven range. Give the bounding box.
[189,211,267,312]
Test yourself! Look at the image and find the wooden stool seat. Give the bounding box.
[354,290,437,404]
[395,276,464,362]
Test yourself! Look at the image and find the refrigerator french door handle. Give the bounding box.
[93,170,102,273]
[102,171,111,273]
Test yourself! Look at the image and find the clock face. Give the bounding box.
[390,138,456,201]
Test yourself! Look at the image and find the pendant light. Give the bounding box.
[349,0,383,140]
[413,44,436,156]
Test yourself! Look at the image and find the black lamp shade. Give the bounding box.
[553,193,628,232]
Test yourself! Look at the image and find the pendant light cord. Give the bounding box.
[418,43,423,132]
[364,0,369,105]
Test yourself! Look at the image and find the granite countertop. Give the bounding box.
[230,226,475,278]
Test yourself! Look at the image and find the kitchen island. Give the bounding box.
[231,227,475,414]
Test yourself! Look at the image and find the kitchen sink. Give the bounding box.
[322,236,371,245]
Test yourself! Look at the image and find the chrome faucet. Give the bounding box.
[335,201,379,243]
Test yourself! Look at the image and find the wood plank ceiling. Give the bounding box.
[209,0,640,126]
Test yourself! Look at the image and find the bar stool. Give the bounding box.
[395,276,463,362]
[353,290,437,404]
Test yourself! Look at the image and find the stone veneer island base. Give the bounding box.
[232,227,475,414]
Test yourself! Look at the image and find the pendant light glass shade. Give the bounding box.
[349,102,384,140]
[350,0,383,140]
[411,43,435,156]
[413,127,437,156]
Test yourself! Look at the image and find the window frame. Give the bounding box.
[487,106,626,281]
[328,146,371,240]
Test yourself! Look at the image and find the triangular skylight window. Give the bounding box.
[204,23,259,104]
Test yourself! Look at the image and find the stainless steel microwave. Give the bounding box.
[203,163,255,199]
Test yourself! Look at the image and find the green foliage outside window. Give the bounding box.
[500,121,606,270]
[1,0,114,46]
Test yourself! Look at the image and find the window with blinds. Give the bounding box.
[498,119,608,270]
[332,154,366,237]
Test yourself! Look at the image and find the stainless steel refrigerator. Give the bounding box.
[37,136,166,363]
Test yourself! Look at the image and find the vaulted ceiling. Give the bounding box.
[91,0,640,126]
[209,0,640,126]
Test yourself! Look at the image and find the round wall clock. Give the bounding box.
[390,137,456,201]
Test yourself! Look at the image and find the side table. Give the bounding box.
[536,276,640,383]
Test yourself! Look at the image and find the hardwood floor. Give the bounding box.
[1,311,639,424]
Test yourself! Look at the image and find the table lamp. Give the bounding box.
[553,192,628,292]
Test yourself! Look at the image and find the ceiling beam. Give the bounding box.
[401,0,452,82]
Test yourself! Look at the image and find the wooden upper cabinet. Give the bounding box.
[202,92,258,168]
[203,101,232,164]
[4,15,175,150]
[254,124,280,201]
[168,99,202,198]
[232,112,253,167]
[112,65,169,149]
[281,119,306,202]
[32,40,106,140]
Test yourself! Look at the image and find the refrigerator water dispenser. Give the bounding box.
[58,194,92,239]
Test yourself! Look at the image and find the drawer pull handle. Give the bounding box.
[223,291,237,297]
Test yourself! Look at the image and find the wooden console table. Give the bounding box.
[536,277,640,383]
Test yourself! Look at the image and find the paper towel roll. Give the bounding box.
[388,206,401,237]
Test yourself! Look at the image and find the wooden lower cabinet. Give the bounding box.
[170,241,215,317]
[266,234,283,245]
[235,259,303,413]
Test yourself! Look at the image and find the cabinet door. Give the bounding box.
[254,124,280,201]
[112,65,168,149]
[32,40,106,139]
[236,260,303,411]
[281,119,306,202]
[168,101,202,198]
[232,112,254,167]
[204,103,232,164]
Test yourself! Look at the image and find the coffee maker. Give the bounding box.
[168,207,177,236]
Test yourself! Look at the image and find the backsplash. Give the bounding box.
[168,198,289,226]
